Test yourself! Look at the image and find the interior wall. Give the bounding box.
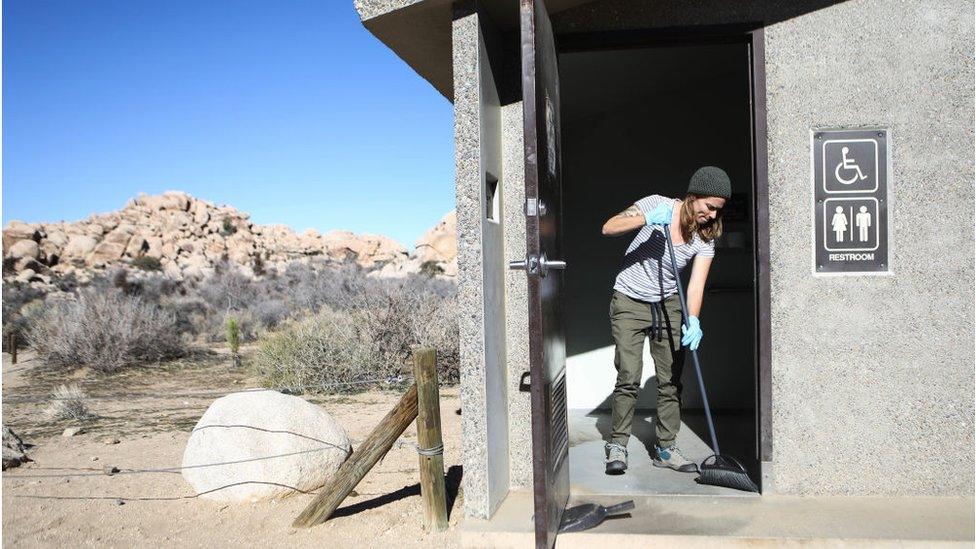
[560,44,755,415]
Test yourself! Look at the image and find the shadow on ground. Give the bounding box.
[332,465,464,520]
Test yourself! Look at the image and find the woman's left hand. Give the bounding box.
[643,203,673,226]
[682,315,703,351]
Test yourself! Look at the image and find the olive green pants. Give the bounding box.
[609,290,686,448]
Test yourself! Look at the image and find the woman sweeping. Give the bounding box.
[600,166,729,475]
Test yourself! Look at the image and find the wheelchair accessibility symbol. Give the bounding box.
[835,147,867,185]
[822,138,878,194]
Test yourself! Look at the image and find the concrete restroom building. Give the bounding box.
[355,1,974,546]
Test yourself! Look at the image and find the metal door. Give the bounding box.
[515,0,569,547]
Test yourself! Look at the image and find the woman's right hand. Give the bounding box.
[643,203,673,226]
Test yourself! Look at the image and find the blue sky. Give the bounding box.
[2,0,454,248]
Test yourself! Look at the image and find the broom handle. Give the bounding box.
[663,225,721,456]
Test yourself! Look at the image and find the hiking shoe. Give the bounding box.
[604,442,628,475]
[652,443,698,473]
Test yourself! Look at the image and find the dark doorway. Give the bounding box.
[558,38,761,495]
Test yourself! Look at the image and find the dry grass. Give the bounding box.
[10,259,458,385]
[43,384,95,421]
[251,307,377,392]
[252,276,459,392]
[26,289,187,373]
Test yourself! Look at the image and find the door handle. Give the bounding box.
[508,253,566,277]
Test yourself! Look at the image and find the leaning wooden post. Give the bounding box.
[9,334,17,365]
[413,348,448,531]
[293,383,419,528]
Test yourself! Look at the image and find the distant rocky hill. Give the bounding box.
[2,191,457,286]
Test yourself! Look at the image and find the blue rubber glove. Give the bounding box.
[643,202,672,226]
[681,315,703,351]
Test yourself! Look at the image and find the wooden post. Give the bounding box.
[9,334,17,365]
[293,383,419,528]
[413,348,448,531]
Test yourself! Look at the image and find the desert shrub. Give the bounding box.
[170,298,277,346]
[54,271,80,293]
[2,283,47,318]
[251,254,267,277]
[3,299,47,349]
[253,272,459,392]
[7,253,459,380]
[198,267,259,312]
[2,257,18,277]
[250,298,289,330]
[26,288,187,373]
[44,384,95,421]
[131,256,162,271]
[92,268,177,303]
[192,266,268,341]
[187,305,266,344]
[224,315,241,355]
[409,286,459,383]
[162,295,209,338]
[355,275,459,383]
[354,279,430,372]
[136,273,180,303]
[281,260,366,313]
[110,268,138,295]
[419,260,445,278]
[221,217,237,235]
[252,308,381,392]
[2,283,48,346]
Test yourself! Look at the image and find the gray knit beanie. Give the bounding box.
[687,166,731,199]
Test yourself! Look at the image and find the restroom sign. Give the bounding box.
[813,128,889,274]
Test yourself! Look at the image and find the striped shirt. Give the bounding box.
[612,195,715,303]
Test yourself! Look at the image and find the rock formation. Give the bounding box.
[2,425,30,470]
[2,191,457,286]
[414,211,458,277]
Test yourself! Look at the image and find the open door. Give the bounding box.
[513,0,569,547]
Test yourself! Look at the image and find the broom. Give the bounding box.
[663,224,758,493]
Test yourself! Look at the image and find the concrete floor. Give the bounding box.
[460,491,975,547]
[569,409,757,497]
[461,410,974,547]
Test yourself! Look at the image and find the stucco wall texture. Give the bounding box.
[762,1,974,496]
[502,101,534,492]
[452,4,495,519]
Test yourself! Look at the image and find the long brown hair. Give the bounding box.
[679,194,723,243]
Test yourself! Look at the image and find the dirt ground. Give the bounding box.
[2,348,464,548]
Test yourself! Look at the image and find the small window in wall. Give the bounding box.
[485,174,500,223]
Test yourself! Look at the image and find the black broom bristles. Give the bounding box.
[696,454,759,493]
